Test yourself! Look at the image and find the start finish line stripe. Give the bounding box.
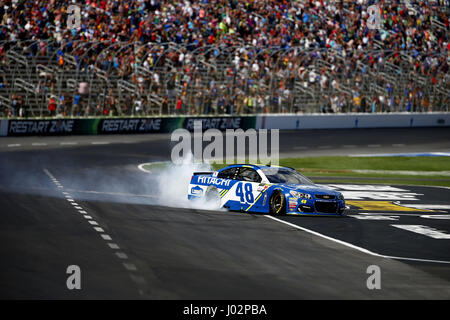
[391,225,450,239]
[347,201,432,212]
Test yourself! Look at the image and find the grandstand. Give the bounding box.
[0,0,448,117]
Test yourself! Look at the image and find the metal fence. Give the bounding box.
[0,40,448,117]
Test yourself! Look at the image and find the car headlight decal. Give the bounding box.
[290,191,312,199]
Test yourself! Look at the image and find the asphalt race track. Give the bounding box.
[1,127,450,299]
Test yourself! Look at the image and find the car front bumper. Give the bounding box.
[287,197,346,215]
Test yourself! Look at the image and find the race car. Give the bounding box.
[187,164,345,215]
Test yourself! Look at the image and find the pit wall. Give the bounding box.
[256,113,450,130]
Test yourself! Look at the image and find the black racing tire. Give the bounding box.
[204,187,221,209]
[269,190,286,215]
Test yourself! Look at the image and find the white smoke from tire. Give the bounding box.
[152,153,224,210]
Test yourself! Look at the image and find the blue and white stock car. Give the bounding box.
[187,164,345,215]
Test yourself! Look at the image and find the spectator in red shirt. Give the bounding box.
[48,97,57,116]
[176,96,183,115]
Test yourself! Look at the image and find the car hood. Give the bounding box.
[275,183,340,196]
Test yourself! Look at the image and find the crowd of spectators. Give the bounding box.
[0,0,448,116]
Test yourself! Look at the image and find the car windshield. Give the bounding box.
[261,167,314,185]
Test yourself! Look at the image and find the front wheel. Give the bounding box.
[269,190,286,215]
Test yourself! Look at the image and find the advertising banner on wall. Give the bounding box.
[7,119,79,136]
[4,113,448,136]
[183,116,257,131]
[6,118,182,136]
[0,119,8,136]
[98,118,184,134]
[4,116,256,136]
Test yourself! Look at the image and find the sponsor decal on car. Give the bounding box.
[257,184,270,192]
[197,176,232,187]
[191,185,203,195]
[289,198,297,211]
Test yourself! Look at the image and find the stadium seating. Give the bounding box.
[0,0,448,116]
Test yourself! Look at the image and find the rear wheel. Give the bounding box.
[204,188,221,209]
[269,190,286,215]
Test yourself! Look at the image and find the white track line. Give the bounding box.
[137,163,153,173]
[101,234,112,241]
[60,142,78,145]
[43,168,145,293]
[264,215,450,264]
[123,263,137,271]
[116,252,128,259]
[43,168,56,180]
[137,161,169,174]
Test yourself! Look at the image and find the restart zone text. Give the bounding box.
[188,164,345,215]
